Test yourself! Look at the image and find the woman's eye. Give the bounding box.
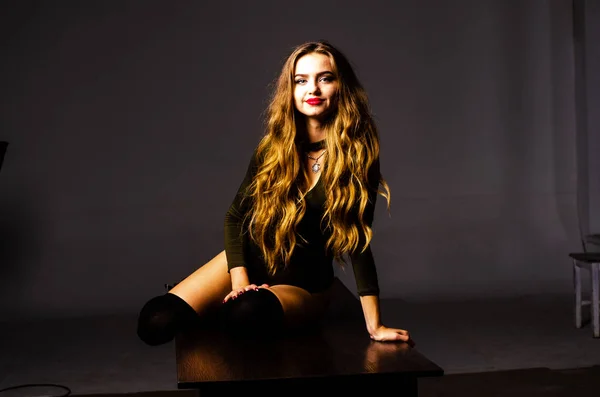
[295,79,306,84]
[320,76,334,83]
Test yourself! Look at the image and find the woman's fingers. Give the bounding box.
[394,329,415,345]
[370,326,415,345]
[395,329,410,338]
[392,329,415,346]
[223,289,244,303]
[222,283,269,303]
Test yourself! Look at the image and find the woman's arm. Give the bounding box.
[229,266,250,290]
[224,149,260,272]
[223,262,269,303]
[359,294,382,333]
[222,148,271,303]
[351,159,413,344]
[360,294,413,344]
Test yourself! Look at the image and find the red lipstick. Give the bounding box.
[306,98,323,105]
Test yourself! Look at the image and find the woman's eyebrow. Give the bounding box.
[294,71,334,77]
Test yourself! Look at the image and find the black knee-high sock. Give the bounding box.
[219,288,284,338]
[136,293,198,346]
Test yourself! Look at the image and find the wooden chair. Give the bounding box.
[569,251,600,338]
[585,233,600,247]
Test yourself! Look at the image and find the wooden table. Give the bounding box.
[175,278,444,396]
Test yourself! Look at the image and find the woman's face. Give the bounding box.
[293,52,338,123]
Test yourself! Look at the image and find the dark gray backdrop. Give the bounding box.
[0,0,598,320]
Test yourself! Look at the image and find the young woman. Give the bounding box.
[137,40,412,346]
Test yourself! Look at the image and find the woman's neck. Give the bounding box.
[304,118,326,143]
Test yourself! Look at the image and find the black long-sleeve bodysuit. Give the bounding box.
[224,144,381,297]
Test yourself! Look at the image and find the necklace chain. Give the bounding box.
[306,149,327,173]
[306,149,326,161]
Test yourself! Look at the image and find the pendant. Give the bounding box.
[311,163,321,173]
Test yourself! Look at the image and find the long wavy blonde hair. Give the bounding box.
[244,40,391,275]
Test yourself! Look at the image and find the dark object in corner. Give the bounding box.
[0,141,8,173]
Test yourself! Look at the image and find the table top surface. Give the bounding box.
[175,278,444,387]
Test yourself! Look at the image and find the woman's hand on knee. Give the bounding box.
[223,283,269,303]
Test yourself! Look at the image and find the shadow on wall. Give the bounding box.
[0,141,41,283]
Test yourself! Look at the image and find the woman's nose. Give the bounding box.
[308,80,321,95]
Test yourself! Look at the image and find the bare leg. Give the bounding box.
[168,250,331,328]
[169,250,231,316]
[139,249,331,344]
[217,284,331,338]
[267,284,332,329]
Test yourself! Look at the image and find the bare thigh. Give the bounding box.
[267,284,332,329]
[168,250,231,315]
[167,250,332,328]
